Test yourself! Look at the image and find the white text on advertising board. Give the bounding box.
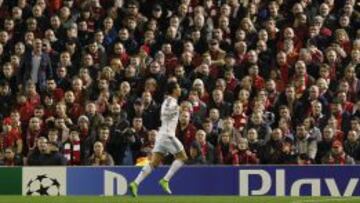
[239,169,359,196]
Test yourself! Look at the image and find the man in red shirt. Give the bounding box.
[45,78,64,102]
[176,111,197,154]
[234,138,259,165]
[0,117,22,155]
[248,65,265,90]
[23,117,44,155]
[232,100,247,133]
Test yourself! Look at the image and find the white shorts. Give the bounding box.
[152,136,184,155]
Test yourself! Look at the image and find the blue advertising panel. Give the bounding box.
[66,166,360,196]
[67,166,238,196]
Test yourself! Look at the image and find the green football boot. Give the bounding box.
[129,182,138,197]
[159,179,172,194]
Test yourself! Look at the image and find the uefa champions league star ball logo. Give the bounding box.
[26,174,61,196]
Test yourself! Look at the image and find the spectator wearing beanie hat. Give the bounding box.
[321,140,355,165]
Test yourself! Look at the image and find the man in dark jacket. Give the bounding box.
[195,129,215,164]
[316,126,335,163]
[19,38,53,91]
[244,112,272,143]
[187,141,206,165]
[141,91,160,130]
[27,137,66,166]
[344,130,360,163]
[0,81,13,119]
[208,89,232,118]
[115,28,138,55]
[261,128,294,164]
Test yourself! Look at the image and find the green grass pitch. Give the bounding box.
[0,196,360,203]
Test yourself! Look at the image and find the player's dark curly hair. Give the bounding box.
[166,81,179,95]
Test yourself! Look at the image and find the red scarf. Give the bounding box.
[334,112,343,130]
[226,77,238,92]
[329,64,337,80]
[252,75,265,90]
[119,53,130,66]
[200,142,208,160]
[64,140,81,165]
[232,113,247,131]
[279,64,290,84]
[3,159,16,166]
[80,128,89,141]
[26,130,40,151]
[329,153,346,164]
[192,101,200,113]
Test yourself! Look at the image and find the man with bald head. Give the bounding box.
[195,129,215,164]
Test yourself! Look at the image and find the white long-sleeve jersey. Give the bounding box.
[158,96,179,138]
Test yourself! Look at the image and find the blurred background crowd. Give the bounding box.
[0,0,359,166]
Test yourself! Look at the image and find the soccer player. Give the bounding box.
[129,81,188,197]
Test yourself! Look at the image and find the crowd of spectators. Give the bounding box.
[0,0,359,166]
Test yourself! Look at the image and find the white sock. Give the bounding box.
[163,159,184,181]
[134,164,153,185]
